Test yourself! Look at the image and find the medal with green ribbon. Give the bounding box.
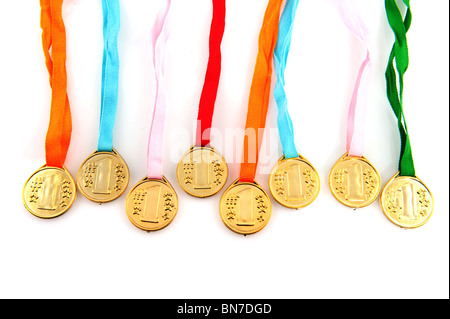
[380,0,434,229]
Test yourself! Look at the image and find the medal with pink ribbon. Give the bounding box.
[125,0,179,232]
[328,0,382,209]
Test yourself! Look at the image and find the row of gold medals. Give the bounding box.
[24,144,433,233]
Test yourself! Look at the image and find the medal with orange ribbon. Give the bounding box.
[23,0,76,219]
[219,0,284,235]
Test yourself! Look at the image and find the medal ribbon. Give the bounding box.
[147,0,171,179]
[97,0,121,152]
[195,0,226,147]
[239,0,284,183]
[335,0,372,158]
[40,0,72,168]
[385,0,415,177]
[273,0,299,160]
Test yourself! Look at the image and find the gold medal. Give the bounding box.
[328,153,381,209]
[177,145,228,198]
[77,149,129,204]
[380,174,434,229]
[219,179,272,235]
[269,155,320,209]
[23,166,76,219]
[125,176,178,232]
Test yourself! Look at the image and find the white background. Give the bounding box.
[0,0,448,299]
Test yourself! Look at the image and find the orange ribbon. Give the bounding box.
[239,0,283,183]
[40,0,72,168]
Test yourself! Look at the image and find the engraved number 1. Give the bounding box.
[93,158,112,194]
[141,186,162,223]
[38,174,61,211]
[236,188,255,226]
[194,161,212,190]
[398,183,417,220]
[346,163,365,202]
[286,165,305,202]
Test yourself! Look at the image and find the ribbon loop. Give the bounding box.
[334,0,372,158]
[239,0,284,183]
[195,0,226,147]
[273,0,300,160]
[40,0,72,168]
[98,0,121,152]
[385,0,415,177]
[147,0,172,179]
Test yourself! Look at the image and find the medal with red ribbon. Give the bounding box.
[177,0,228,199]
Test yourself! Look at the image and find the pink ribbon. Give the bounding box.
[147,0,171,179]
[335,0,372,158]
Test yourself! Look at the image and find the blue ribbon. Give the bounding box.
[98,0,121,152]
[273,0,300,159]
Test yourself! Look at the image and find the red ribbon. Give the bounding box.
[195,0,226,147]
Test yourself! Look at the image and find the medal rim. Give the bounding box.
[269,154,321,209]
[219,178,272,235]
[380,173,434,229]
[328,153,381,209]
[125,175,178,232]
[176,145,228,198]
[76,148,130,204]
[23,165,77,219]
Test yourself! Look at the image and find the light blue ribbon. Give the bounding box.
[98,0,120,152]
[273,0,300,159]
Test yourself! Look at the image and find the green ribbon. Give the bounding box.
[385,0,415,177]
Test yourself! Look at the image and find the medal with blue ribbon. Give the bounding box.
[77,0,130,204]
[268,0,321,209]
